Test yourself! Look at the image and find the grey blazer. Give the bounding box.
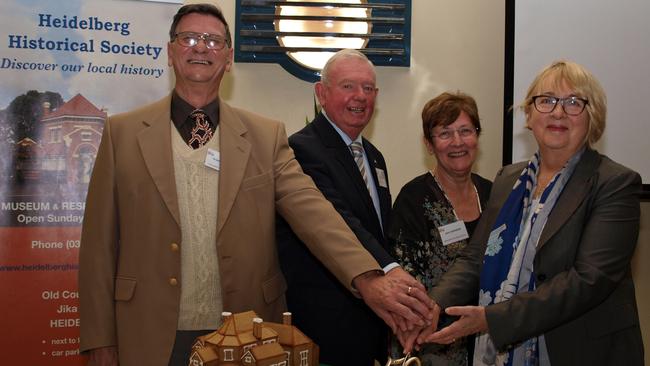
[431,148,644,366]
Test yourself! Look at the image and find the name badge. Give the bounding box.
[375,168,388,188]
[437,220,469,246]
[204,148,220,171]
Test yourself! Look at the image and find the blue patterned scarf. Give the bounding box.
[473,149,583,366]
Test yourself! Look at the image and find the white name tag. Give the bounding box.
[438,220,469,246]
[375,168,388,188]
[204,148,220,171]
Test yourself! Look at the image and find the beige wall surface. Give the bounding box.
[208,0,647,360]
[216,0,505,190]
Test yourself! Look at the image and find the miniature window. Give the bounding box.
[223,349,234,361]
[300,350,309,365]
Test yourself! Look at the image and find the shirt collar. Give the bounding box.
[322,110,363,146]
[171,91,220,129]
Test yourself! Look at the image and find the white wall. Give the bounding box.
[512,0,650,182]
[215,0,504,190]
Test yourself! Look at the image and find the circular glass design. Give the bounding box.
[275,0,371,71]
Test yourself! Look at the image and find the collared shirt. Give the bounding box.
[171,91,219,145]
[321,111,398,273]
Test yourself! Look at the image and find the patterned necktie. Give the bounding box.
[349,141,371,192]
[187,109,213,149]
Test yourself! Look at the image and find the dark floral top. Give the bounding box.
[388,172,492,366]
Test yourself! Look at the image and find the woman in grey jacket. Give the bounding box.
[400,60,644,366]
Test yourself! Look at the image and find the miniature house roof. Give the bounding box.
[193,346,219,363]
[250,342,285,361]
[264,322,313,347]
[205,311,278,348]
[205,310,257,346]
[221,311,258,335]
[238,327,278,345]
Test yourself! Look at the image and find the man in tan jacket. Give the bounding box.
[78,3,433,366]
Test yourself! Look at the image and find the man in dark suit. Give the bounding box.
[278,49,424,366]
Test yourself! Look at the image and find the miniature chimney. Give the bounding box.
[282,312,292,325]
[43,101,51,114]
[221,311,233,323]
[253,317,263,339]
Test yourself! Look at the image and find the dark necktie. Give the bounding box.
[187,109,213,149]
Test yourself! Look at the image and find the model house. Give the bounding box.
[189,311,318,366]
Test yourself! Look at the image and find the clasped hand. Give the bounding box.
[353,268,436,333]
[395,305,489,353]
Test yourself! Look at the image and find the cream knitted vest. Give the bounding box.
[171,123,222,330]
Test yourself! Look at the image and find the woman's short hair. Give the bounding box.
[519,60,607,146]
[422,91,482,144]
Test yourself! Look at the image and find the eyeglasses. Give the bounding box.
[531,95,588,116]
[172,32,229,50]
[431,126,478,140]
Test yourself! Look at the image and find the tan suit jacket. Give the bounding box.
[78,95,380,366]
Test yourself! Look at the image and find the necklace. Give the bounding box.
[430,171,482,220]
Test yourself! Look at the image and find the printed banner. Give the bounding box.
[0,0,177,364]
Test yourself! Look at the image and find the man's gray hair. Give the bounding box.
[320,49,376,85]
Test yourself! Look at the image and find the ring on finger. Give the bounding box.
[407,286,412,295]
